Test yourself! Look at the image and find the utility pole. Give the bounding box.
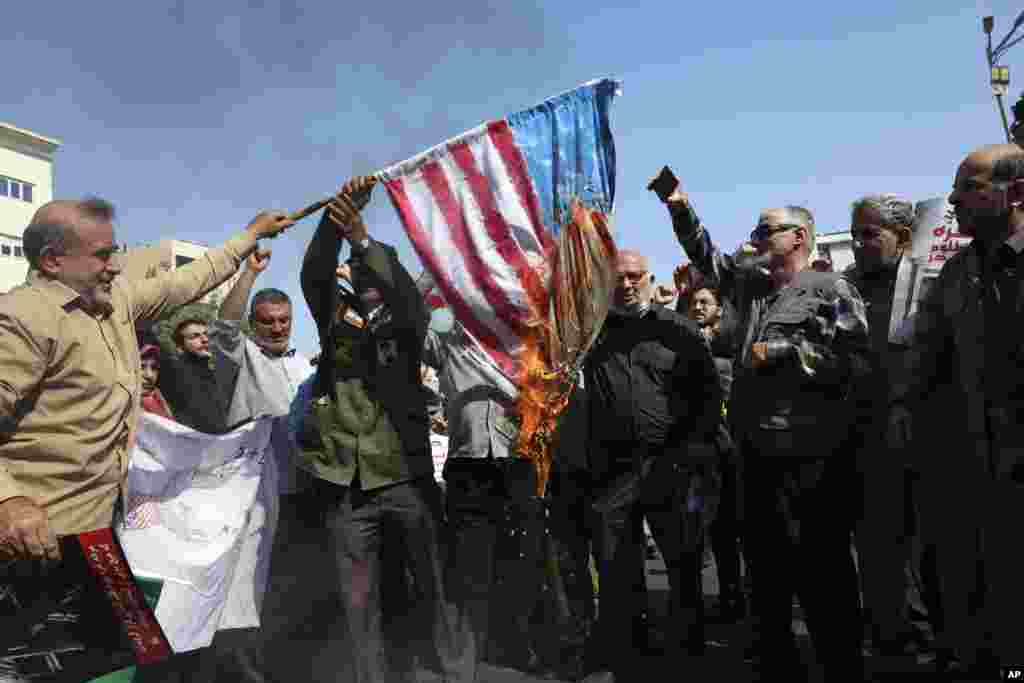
[984,16,1013,143]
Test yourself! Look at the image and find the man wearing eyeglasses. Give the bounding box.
[654,176,870,681]
[581,249,722,682]
[839,195,934,660]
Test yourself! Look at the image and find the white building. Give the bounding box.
[816,230,854,272]
[0,122,61,292]
[120,239,241,306]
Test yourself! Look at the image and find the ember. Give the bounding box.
[514,200,617,496]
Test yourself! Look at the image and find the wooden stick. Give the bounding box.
[289,176,381,222]
[288,198,332,222]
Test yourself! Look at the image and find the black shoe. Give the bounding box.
[579,671,615,683]
[960,648,1002,679]
[872,625,928,657]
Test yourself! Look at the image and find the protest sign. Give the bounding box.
[116,413,276,653]
[888,197,972,342]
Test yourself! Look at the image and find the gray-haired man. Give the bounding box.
[656,176,870,681]
[842,195,932,657]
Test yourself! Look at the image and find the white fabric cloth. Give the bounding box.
[118,413,275,652]
[209,319,314,494]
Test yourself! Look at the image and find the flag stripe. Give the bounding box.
[397,160,523,353]
[487,120,553,253]
[450,140,548,321]
[384,176,515,374]
[421,157,527,335]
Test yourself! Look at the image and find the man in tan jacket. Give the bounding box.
[0,196,292,565]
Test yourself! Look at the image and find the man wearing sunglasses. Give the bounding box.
[653,173,870,682]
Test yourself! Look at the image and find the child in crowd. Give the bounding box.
[140,344,175,420]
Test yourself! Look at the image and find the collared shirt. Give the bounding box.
[0,232,253,536]
[209,319,314,494]
[1005,229,1024,255]
[422,322,519,460]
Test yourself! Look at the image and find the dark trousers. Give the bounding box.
[546,468,596,676]
[320,476,456,683]
[443,457,545,683]
[903,469,944,635]
[587,454,712,673]
[743,445,863,678]
[854,438,915,646]
[916,462,1024,667]
[710,455,744,610]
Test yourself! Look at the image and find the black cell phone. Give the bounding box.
[647,165,679,201]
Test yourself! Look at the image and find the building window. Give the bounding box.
[13,246,22,258]
[1,245,9,256]
[0,176,34,203]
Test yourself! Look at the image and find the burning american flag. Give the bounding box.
[379,79,621,493]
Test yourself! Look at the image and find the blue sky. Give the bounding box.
[2,1,1017,353]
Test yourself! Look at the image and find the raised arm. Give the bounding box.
[220,248,270,322]
[301,210,343,344]
[650,172,741,303]
[129,212,293,325]
[211,248,271,379]
[321,175,427,341]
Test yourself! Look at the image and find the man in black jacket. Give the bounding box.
[842,194,933,657]
[582,249,721,680]
[657,179,870,681]
[159,317,230,434]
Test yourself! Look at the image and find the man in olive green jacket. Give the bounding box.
[297,176,457,683]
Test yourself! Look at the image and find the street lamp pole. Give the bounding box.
[985,16,1014,143]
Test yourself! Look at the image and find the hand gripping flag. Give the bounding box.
[380,79,621,493]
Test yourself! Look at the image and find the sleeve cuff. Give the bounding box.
[763,339,794,362]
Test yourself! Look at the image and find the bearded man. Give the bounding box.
[890,143,1024,676]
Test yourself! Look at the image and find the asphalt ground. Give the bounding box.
[255,521,950,682]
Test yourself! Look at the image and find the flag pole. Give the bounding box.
[288,197,332,222]
[288,176,381,222]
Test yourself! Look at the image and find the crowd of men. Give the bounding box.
[1,141,1022,683]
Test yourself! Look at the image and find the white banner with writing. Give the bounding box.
[889,196,972,343]
[116,413,278,653]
